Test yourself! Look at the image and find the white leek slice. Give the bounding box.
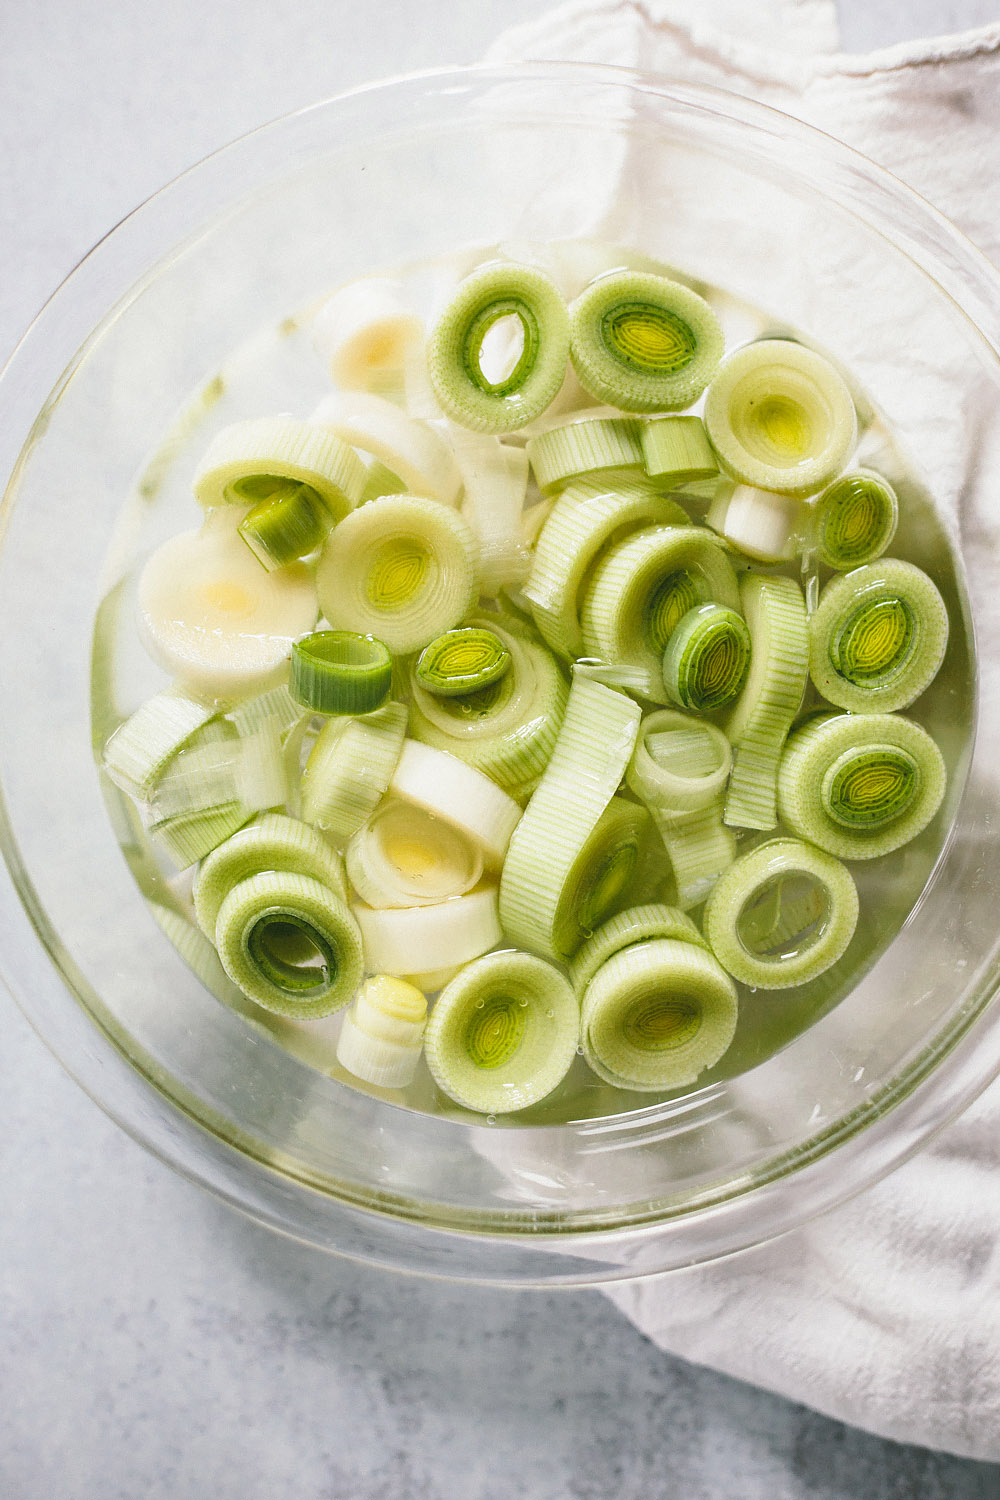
[354,886,501,975]
[137,507,318,698]
[193,811,346,937]
[312,277,424,392]
[450,426,530,595]
[192,417,365,520]
[346,798,483,908]
[310,390,461,506]
[299,701,408,844]
[103,687,217,799]
[388,740,521,867]
[336,975,427,1088]
[707,482,805,562]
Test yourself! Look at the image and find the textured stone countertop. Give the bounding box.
[3,2,1000,1496]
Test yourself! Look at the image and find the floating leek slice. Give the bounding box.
[299,701,408,843]
[808,559,949,713]
[569,902,707,995]
[777,711,946,859]
[149,803,251,869]
[148,717,286,822]
[214,870,363,1017]
[640,416,718,486]
[424,950,579,1114]
[315,495,477,654]
[310,390,462,506]
[499,675,642,960]
[336,975,428,1089]
[661,604,751,712]
[706,482,805,563]
[703,837,858,989]
[290,630,392,716]
[346,798,483,908]
[580,525,741,701]
[354,886,502,975]
[193,417,365,521]
[312,277,424,392]
[426,262,570,434]
[193,811,346,937]
[580,938,738,1091]
[388,739,522,867]
[450,427,530,595]
[523,476,690,660]
[568,271,724,412]
[703,340,857,497]
[237,480,328,571]
[723,572,809,831]
[811,469,899,570]
[415,627,512,697]
[103,687,218,800]
[525,414,643,494]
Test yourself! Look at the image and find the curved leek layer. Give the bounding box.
[103,688,218,799]
[149,803,251,869]
[581,938,738,1090]
[388,739,522,866]
[335,975,428,1089]
[808,558,949,713]
[137,507,318,699]
[312,277,424,392]
[580,525,741,701]
[299,701,408,844]
[569,271,724,412]
[192,417,365,521]
[523,476,690,660]
[290,630,392,716]
[424,950,579,1114]
[214,870,363,1017]
[238,481,327,571]
[426,262,571,434]
[316,495,477,655]
[662,604,751,712]
[640,416,718,486]
[407,616,567,801]
[193,811,346,937]
[148,714,288,823]
[310,390,462,506]
[704,340,857,497]
[777,711,946,859]
[704,837,858,989]
[450,427,530,595]
[354,886,501,975]
[724,573,809,831]
[707,482,805,563]
[346,798,483,907]
[811,469,899,570]
[526,414,642,494]
[415,627,512,697]
[569,902,706,995]
[499,675,642,960]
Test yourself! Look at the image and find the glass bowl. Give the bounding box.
[2,63,1000,1286]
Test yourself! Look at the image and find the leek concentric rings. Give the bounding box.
[811,469,899,569]
[662,603,751,712]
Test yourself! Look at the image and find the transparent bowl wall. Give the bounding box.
[3,65,1000,1285]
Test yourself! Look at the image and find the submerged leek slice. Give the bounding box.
[579,525,741,701]
[499,675,642,960]
[723,572,809,831]
[424,950,579,1114]
[525,414,642,494]
[315,495,477,654]
[703,340,857,497]
[777,711,946,859]
[103,687,217,799]
[290,630,392,716]
[426,262,570,434]
[707,482,805,563]
[354,886,502,975]
[640,415,718,486]
[703,837,858,989]
[336,975,428,1089]
[237,482,327,571]
[811,469,899,570]
[214,870,363,1017]
[523,476,690,660]
[346,798,483,908]
[310,391,462,506]
[193,811,346,937]
[137,507,318,698]
[662,604,751,712]
[808,558,949,713]
[388,739,522,866]
[568,271,724,412]
[415,627,512,697]
[299,701,408,843]
[569,902,707,996]
[450,427,530,594]
[149,803,251,868]
[192,417,365,521]
[312,277,424,392]
[581,938,738,1091]
[148,714,287,822]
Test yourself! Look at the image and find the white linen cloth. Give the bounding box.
[489,0,1000,1462]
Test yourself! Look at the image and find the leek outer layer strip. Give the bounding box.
[299,701,408,844]
[193,416,366,520]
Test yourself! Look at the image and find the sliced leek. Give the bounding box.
[777,711,946,859]
[581,938,738,1090]
[346,798,483,907]
[641,416,718,486]
[215,870,363,1017]
[315,495,477,654]
[312,277,423,392]
[149,803,251,869]
[354,886,502,975]
[811,469,899,570]
[388,739,522,866]
[723,572,809,831]
[310,390,462,506]
[237,481,327,571]
[426,262,570,434]
[424,950,579,1114]
[569,271,724,412]
[707,482,805,563]
[525,414,642,494]
[290,630,392,716]
[193,811,346,937]
[703,837,858,989]
[192,416,365,521]
[415,627,511,697]
[103,687,218,799]
[450,426,530,595]
[703,339,857,497]
[299,700,407,843]
[661,604,751,712]
[336,975,427,1089]
[569,902,707,996]
[808,559,949,713]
